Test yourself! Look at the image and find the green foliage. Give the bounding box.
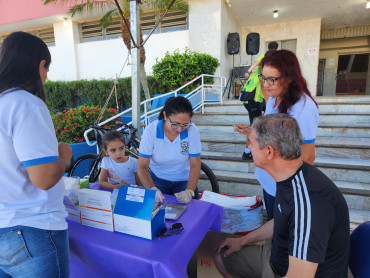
[152,48,220,94]
[44,77,166,112]
[51,105,119,143]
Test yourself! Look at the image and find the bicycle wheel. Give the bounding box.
[69,153,100,181]
[195,162,219,198]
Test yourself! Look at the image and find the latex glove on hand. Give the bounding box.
[175,189,194,204]
[150,186,164,203]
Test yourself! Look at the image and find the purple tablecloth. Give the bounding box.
[68,194,223,278]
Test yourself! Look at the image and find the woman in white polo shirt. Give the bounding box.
[138,96,201,204]
[0,32,72,277]
[236,50,319,220]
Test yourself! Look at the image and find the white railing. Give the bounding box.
[84,74,225,146]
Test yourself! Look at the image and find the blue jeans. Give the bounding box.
[150,171,188,195]
[0,226,70,278]
[263,189,275,220]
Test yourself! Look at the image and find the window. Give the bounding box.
[79,21,104,42]
[79,10,188,43]
[159,10,187,33]
[0,27,55,47]
[336,54,369,95]
[265,39,297,53]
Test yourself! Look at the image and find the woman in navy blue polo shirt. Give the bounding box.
[137,96,201,204]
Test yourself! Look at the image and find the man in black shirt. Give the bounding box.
[214,113,349,278]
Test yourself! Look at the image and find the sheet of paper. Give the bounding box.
[126,187,145,203]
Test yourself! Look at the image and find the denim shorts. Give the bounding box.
[0,226,70,278]
[150,171,188,195]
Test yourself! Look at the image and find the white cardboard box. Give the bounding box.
[113,186,166,240]
[63,195,81,223]
[78,189,114,232]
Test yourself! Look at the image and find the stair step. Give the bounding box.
[201,152,370,184]
[205,169,370,211]
[192,119,370,129]
[199,134,370,160]
[199,133,370,148]
[194,117,370,128]
[205,98,370,114]
[201,151,370,170]
[315,96,370,104]
[194,121,370,138]
[349,209,370,225]
[217,97,370,105]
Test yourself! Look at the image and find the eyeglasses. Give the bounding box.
[157,223,184,238]
[258,74,281,86]
[168,117,192,129]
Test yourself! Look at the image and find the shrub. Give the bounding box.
[152,48,220,94]
[51,105,119,143]
[45,77,166,112]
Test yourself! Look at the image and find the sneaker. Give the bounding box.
[242,152,253,161]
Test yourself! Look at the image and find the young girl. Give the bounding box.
[99,130,141,190]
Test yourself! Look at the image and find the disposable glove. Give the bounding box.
[150,186,164,203]
[175,189,194,204]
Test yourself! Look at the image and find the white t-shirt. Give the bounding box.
[100,156,138,185]
[139,119,201,181]
[255,94,319,196]
[0,89,67,230]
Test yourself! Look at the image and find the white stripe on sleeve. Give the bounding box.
[292,171,312,260]
[299,171,312,261]
[292,179,299,258]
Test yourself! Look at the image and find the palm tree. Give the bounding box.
[44,0,188,109]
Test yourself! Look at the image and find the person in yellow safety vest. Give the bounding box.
[240,41,278,161]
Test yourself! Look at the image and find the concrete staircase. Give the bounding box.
[194,96,370,229]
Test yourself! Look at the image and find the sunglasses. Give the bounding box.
[157,223,184,238]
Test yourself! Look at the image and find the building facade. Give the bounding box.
[0,0,369,97]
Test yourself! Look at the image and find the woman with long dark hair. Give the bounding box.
[0,32,72,277]
[137,96,201,204]
[236,50,319,219]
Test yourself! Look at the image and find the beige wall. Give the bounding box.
[319,36,370,96]
[188,0,222,75]
[241,18,322,96]
[188,0,241,95]
[220,2,241,81]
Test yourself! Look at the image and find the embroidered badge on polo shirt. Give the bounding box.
[180,141,188,154]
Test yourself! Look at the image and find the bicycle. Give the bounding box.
[68,123,219,195]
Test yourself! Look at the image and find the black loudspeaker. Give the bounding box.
[227,33,240,55]
[246,32,260,55]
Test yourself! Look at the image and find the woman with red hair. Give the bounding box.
[236,50,319,219]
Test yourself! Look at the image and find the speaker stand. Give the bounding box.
[223,54,245,99]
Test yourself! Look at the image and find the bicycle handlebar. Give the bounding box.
[83,123,135,146]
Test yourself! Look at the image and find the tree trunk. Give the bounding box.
[140,63,151,110]
[120,19,151,111]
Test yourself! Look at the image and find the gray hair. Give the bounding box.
[252,114,303,160]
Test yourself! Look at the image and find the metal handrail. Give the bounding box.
[84,73,225,146]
